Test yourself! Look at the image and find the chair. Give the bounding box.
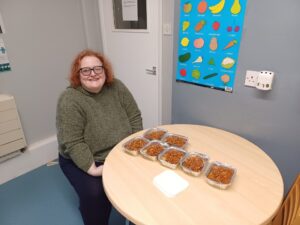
[272,173,300,225]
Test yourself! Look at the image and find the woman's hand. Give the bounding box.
[87,162,103,177]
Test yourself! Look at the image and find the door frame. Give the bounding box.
[98,0,163,126]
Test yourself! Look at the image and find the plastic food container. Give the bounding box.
[180,152,209,176]
[158,147,187,169]
[161,133,188,149]
[140,140,168,161]
[122,137,149,156]
[143,128,168,141]
[205,161,236,189]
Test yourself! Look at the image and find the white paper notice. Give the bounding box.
[122,0,138,21]
[153,170,189,198]
[0,12,5,34]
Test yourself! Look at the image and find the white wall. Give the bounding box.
[161,0,174,125]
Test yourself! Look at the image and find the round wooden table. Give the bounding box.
[103,124,284,225]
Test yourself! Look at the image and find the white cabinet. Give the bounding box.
[0,94,27,159]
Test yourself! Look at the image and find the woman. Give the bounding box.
[56,49,143,225]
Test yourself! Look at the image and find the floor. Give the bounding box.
[0,162,126,225]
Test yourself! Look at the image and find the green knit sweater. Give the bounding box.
[56,79,143,172]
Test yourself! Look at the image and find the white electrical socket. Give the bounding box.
[256,71,274,91]
[245,70,259,87]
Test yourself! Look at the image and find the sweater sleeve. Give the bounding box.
[116,80,143,133]
[56,92,94,172]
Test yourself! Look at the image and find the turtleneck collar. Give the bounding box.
[75,85,105,97]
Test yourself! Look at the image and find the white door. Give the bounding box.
[99,0,162,129]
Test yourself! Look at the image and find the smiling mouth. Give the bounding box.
[86,76,101,81]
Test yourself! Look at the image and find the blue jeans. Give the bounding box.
[59,154,112,225]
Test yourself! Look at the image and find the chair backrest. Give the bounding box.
[272,173,300,225]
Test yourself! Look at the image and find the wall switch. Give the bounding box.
[163,23,172,35]
[256,71,274,91]
[245,70,259,87]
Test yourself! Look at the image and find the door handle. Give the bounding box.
[146,66,157,75]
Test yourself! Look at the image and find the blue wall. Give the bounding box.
[172,0,300,192]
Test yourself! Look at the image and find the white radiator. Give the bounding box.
[0,94,27,162]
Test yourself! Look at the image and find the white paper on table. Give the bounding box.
[153,170,189,198]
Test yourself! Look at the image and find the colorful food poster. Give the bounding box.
[0,38,11,72]
[176,0,247,92]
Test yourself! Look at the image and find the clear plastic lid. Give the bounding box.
[158,147,187,169]
[180,152,209,176]
[205,161,237,189]
[122,136,149,156]
[143,128,168,141]
[161,133,188,149]
[140,140,168,161]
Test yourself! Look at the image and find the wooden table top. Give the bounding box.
[103,124,284,225]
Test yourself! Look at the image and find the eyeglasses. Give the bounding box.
[79,66,104,76]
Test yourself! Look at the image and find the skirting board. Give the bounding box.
[0,135,58,185]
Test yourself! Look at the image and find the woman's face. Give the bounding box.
[79,56,106,93]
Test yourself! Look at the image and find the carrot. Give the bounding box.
[195,20,206,32]
[223,40,237,50]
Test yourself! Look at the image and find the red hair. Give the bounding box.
[69,49,114,88]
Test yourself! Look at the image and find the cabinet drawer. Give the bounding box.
[0,139,26,157]
[0,94,27,156]
[0,109,19,123]
[0,120,21,135]
[0,120,20,135]
[0,129,24,145]
[0,98,16,112]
